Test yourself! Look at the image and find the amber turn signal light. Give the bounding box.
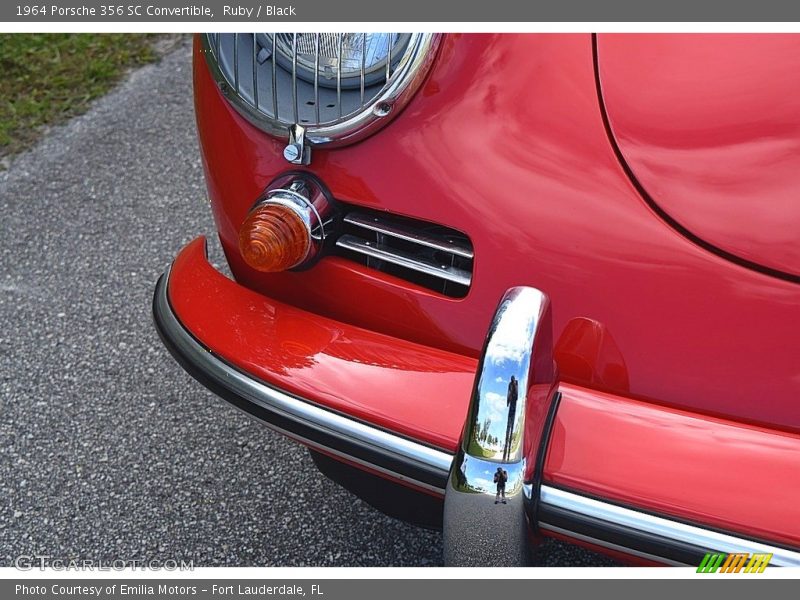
[238,203,310,272]
[239,174,335,272]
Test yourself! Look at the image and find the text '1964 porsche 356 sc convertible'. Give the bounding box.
[153,33,800,566]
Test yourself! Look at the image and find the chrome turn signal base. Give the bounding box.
[443,287,558,566]
[238,173,337,272]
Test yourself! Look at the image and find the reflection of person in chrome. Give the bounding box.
[503,375,519,461]
[494,467,508,504]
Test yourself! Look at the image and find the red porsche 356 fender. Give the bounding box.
[597,34,800,279]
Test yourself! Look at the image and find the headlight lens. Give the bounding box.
[269,33,411,90]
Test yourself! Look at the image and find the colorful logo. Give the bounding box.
[697,552,772,573]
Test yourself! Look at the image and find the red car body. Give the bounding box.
[154,33,800,566]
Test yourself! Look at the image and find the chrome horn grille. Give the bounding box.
[202,33,440,155]
[334,209,474,298]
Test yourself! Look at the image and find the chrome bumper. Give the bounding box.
[153,268,800,567]
[538,487,800,567]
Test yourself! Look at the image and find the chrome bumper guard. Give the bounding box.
[443,287,558,566]
[153,269,800,567]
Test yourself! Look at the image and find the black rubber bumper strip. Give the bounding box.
[539,499,709,565]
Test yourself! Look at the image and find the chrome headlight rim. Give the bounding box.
[201,32,441,148]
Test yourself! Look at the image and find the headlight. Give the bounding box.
[203,33,440,163]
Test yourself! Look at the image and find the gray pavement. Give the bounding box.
[0,39,615,567]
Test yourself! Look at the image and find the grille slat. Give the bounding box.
[360,33,366,104]
[314,33,321,123]
[251,31,259,109]
[343,212,474,259]
[336,235,472,287]
[386,34,392,81]
[334,210,474,298]
[291,33,299,124]
[233,33,239,93]
[271,34,278,119]
[336,33,343,119]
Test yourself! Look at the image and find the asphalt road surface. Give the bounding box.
[0,40,615,567]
